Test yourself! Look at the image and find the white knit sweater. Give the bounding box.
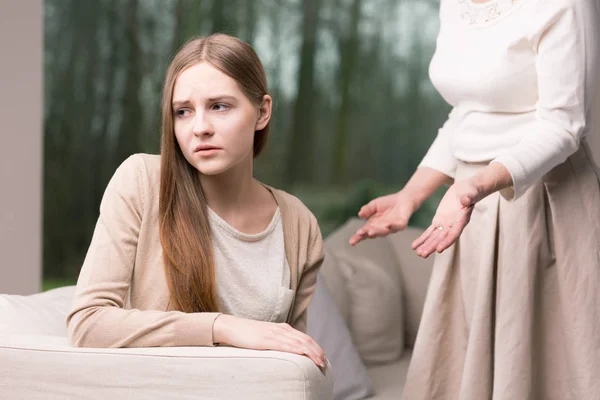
[420,0,600,199]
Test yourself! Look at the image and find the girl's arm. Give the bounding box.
[67,155,221,348]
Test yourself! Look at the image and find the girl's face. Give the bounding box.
[172,62,270,177]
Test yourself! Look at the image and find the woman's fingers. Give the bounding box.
[435,222,462,253]
[416,226,447,258]
[365,223,392,238]
[349,230,367,246]
[388,218,408,233]
[460,194,473,207]
[350,217,396,245]
[412,225,436,250]
[435,206,473,252]
[358,200,378,219]
[349,228,374,246]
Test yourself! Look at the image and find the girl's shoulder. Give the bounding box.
[114,153,161,185]
[103,153,161,213]
[266,187,315,219]
[264,185,321,239]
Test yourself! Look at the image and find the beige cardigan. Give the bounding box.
[66,154,324,348]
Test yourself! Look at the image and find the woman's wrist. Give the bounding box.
[469,162,513,201]
[401,167,454,209]
[398,186,427,211]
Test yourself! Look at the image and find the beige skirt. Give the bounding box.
[402,142,600,400]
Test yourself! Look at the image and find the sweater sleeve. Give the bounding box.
[418,108,460,179]
[66,154,221,348]
[289,214,324,333]
[492,0,599,200]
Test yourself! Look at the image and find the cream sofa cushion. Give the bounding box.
[323,219,404,366]
[0,286,333,399]
[0,286,73,336]
[0,334,333,400]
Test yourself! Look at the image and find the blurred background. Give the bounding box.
[42,0,451,288]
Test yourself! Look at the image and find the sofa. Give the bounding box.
[0,285,332,400]
[0,218,434,399]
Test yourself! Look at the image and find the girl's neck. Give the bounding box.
[199,159,277,234]
[200,161,255,213]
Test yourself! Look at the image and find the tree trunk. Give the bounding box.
[114,0,142,167]
[285,0,320,185]
[245,0,257,45]
[333,0,362,183]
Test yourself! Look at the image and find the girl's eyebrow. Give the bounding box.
[172,100,192,109]
[172,95,237,108]
[206,95,237,103]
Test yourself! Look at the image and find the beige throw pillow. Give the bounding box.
[336,254,404,365]
[319,248,351,322]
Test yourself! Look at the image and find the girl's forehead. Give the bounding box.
[173,63,238,99]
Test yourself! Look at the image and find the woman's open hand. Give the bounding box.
[349,191,419,246]
[412,179,480,258]
[213,315,327,368]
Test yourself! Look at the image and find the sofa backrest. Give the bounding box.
[323,218,405,365]
[322,218,434,354]
[386,226,434,347]
[0,285,75,336]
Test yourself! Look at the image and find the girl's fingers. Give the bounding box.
[280,324,326,366]
[271,335,319,365]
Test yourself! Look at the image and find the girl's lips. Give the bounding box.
[194,144,221,152]
[195,147,221,157]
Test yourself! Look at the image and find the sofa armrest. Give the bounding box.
[0,334,333,400]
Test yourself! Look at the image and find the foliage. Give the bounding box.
[43,0,450,280]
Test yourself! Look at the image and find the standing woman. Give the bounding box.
[350,0,600,398]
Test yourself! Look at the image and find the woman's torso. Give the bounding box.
[429,0,581,162]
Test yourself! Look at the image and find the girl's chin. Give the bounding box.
[191,162,231,177]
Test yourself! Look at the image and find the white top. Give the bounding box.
[209,207,293,323]
[420,0,600,199]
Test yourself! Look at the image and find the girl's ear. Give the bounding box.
[255,95,272,131]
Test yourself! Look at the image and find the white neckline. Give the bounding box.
[208,207,281,242]
[458,0,526,27]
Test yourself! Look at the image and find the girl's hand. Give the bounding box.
[349,191,419,246]
[213,315,327,368]
[412,179,480,258]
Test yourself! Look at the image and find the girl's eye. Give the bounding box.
[175,109,191,118]
[212,103,230,111]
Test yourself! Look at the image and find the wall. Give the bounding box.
[0,0,43,294]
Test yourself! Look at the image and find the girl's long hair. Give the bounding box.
[159,34,270,313]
